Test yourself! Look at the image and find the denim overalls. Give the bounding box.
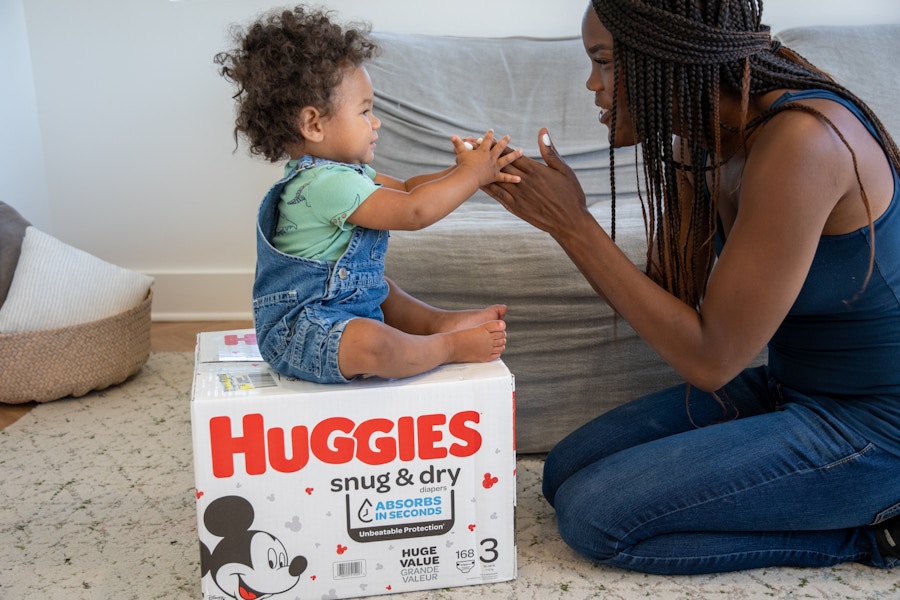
[252,160,390,383]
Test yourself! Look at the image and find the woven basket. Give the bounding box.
[0,290,152,404]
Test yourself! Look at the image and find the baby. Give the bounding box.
[215,6,521,383]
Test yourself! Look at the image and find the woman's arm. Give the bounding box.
[485,120,862,391]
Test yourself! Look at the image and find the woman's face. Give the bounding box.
[582,5,637,148]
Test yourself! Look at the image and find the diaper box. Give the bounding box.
[190,329,516,600]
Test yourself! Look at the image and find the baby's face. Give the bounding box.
[315,66,382,165]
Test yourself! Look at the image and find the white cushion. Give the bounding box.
[0,227,153,332]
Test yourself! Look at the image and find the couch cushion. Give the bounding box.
[385,197,682,452]
[368,32,641,206]
[776,24,900,141]
[370,32,679,452]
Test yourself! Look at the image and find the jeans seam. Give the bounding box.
[618,445,875,553]
[824,442,875,470]
[616,546,869,567]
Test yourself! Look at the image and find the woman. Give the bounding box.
[485,0,900,575]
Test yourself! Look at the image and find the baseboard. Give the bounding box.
[148,271,254,321]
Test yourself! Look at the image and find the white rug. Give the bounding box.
[1,352,898,599]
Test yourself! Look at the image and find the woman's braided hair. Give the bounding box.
[593,0,900,308]
[215,6,378,162]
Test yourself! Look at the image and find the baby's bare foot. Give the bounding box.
[448,320,507,364]
[436,305,507,333]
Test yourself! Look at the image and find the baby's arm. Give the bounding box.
[375,135,495,192]
[351,130,521,231]
[375,167,456,192]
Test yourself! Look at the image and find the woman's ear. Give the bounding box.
[298,106,324,143]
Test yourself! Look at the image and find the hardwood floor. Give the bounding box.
[0,320,252,431]
[0,403,32,432]
[145,320,254,352]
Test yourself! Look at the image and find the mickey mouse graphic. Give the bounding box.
[200,495,308,600]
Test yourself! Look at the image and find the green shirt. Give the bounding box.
[273,158,379,261]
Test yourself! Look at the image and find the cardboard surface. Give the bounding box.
[191,330,517,600]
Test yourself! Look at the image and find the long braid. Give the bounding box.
[591,0,900,309]
[609,45,621,244]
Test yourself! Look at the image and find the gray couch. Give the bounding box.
[370,24,900,453]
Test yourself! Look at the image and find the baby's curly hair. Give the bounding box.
[214,5,378,162]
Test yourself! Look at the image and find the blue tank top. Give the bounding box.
[761,90,900,454]
[769,90,900,395]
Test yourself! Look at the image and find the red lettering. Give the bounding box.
[353,418,397,465]
[397,416,416,461]
[417,413,447,460]
[209,414,267,478]
[205,411,485,477]
[310,417,355,464]
[448,410,482,457]
[267,425,310,473]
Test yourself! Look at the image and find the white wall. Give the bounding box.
[4,0,899,320]
[1,0,52,231]
[766,0,900,30]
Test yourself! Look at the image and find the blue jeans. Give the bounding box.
[543,366,900,574]
[253,159,389,384]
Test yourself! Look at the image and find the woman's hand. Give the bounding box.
[483,128,590,237]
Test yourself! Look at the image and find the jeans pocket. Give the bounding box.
[333,287,364,306]
[872,499,900,525]
[253,289,298,309]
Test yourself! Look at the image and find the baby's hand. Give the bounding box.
[451,135,482,154]
[451,130,522,186]
[464,136,484,152]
